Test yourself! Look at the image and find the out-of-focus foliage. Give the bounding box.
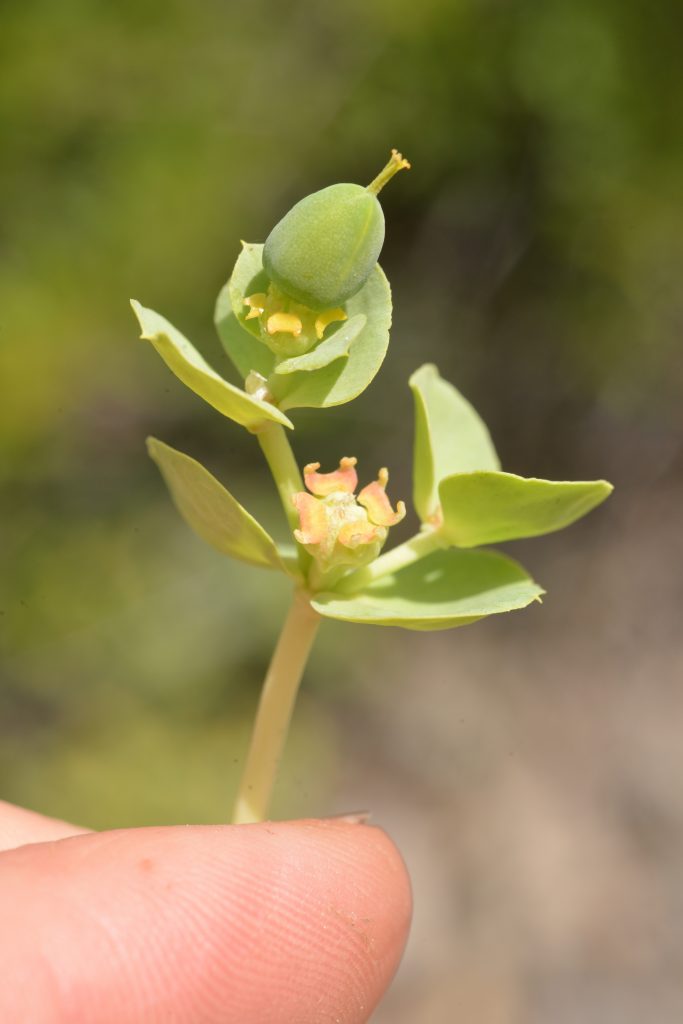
[1,0,681,829]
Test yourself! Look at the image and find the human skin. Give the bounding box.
[0,800,411,1023]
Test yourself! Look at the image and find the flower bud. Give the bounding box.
[263,150,409,311]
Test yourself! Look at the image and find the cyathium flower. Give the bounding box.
[244,285,347,359]
[292,457,406,572]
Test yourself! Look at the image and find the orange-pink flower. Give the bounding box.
[292,458,405,570]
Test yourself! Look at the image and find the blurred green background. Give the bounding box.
[2,1,682,1020]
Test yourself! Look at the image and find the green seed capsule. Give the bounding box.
[263,150,410,311]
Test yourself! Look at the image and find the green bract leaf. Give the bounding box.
[216,243,392,410]
[216,242,274,380]
[132,299,292,431]
[277,266,391,409]
[312,548,543,631]
[147,437,286,571]
[439,471,613,547]
[410,364,500,522]
[274,314,366,374]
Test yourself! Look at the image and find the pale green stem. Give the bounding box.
[233,419,316,824]
[256,421,304,534]
[334,527,445,595]
[256,421,311,578]
[232,590,321,824]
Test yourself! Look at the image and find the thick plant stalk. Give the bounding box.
[232,590,321,824]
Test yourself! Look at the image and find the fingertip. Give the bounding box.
[291,816,413,950]
[235,817,413,1019]
[270,817,414,999]
[0,819,411,1023]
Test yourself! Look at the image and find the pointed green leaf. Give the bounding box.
[439,471,613,547]
[274,314,366,374]
[132,300,292,430]
[312,548,543,631]
[216,243,392,410]
[410,364,500,522]
[147,437,286,571]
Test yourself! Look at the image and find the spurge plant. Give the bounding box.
[132,151,612,824]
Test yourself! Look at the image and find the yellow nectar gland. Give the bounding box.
[244,293,267,321]
[292,457,406,571]
[314,307,347,340]
[244,290,347,357]
[266,312,302,338]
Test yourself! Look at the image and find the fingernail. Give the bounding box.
[325,810,372,825]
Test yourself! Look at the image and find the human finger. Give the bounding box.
[0,799,89,852]
[0,818,411,1023]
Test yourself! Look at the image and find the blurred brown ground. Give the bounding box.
[336,478,683,1022]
